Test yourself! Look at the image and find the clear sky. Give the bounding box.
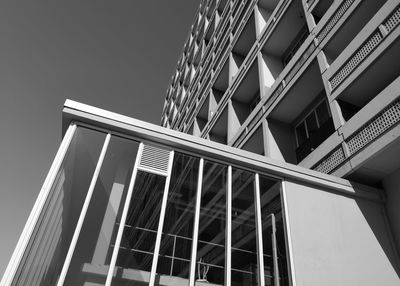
[0,0,199,276]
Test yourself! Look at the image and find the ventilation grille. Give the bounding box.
[383,5,400,32]
[330,31,383,90]
[139,144,171,175]
[346,99,400,155]
[317,0,355,43]
[312,145,346,174]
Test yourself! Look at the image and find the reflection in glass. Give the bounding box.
[195,161,227,285]
[63,136,139,285]
[111,171,166,286]
[11,127,106,286]
[156,153,200,283]
[259,175,287,286]
[231,168,257,285]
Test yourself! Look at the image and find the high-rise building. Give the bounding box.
[2,0,400,285]
[161,0,400,190]
[161,0,400,278]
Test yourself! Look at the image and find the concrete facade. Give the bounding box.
[2,0,400,285]
[162,0,400,270]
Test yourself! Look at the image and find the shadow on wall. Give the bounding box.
[353,183,400,278]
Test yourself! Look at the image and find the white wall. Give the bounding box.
[283,180,400,286]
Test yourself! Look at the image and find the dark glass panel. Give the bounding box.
[295,122,307,146]
[111,171,166,286]
[12,127,106,286]
[64,136,139,285]
[231,168,257,285]
[157,152,200,282]
[195,161,227,285]
[259,175,288,286]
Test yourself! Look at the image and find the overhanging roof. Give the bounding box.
[62,99,382,202]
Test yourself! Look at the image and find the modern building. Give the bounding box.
[1,100,399,286]
[2,0,400,285]
[161,0,400,277]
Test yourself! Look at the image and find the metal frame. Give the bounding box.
[148,150,175,285]
[56,133,111,285]
[0,124,77,286]
[226,165,232,286]
[254,173,266,286]
[270,213,280,286]
[189,158,204,286]
[281,180,297,286]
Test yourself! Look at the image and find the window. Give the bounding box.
[294,99,335,162]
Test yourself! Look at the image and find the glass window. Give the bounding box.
[195,161,227,285]
[12,127,106,286]
[63,135,139,285]
[156,152,200,282]
[305,112,318,136]
[295,122,307,147]
[316,100,330,126]
[231,168,257,285]
[111,171,166,286]
[259,175,288,286]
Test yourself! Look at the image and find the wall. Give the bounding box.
[283,180,400,286]
[383,168,400,254]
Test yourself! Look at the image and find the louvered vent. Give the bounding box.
[138,144,171,175]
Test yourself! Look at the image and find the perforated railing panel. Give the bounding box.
[317,0,355,43]
[330,31,383,90]
[139,144,171,175]
[346,99,400,155]
[383,5,400,32]
[312,146,346,174]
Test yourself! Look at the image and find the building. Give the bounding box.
[2,0,400,285]
[161,0,400,277]
[1,100,399,286]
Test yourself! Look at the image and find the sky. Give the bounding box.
[0,0,199,277]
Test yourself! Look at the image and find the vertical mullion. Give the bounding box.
[225,165,232,286]
[149,150,175,286]
[254,173,265,286]
[105,143,144,286]
[271,213,280,286]
[57,133,111,286]
[189,158,204,286]
[1,124,77,286]
[281,180,297,286]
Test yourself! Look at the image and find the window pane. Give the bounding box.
[111,171,166,286]
[305,112,318,135]
[12,127,106,286]
[64,136,139,285]
[231,168,257,285]
[259,175,288,286]
[316,101,330,126]
[195,161,227,285]
[295,122,307,146]
[156,152,200,282]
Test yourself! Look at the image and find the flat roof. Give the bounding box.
[62,99,382,202]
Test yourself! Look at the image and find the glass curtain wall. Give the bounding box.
[63,136,139,285]
[7,124,288,286]
[111,171,167,285]
[195,161,227,285]
[231,168,257,285]
[11,127,106,286]
[156,153,200,281]
[259,175,287,286]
